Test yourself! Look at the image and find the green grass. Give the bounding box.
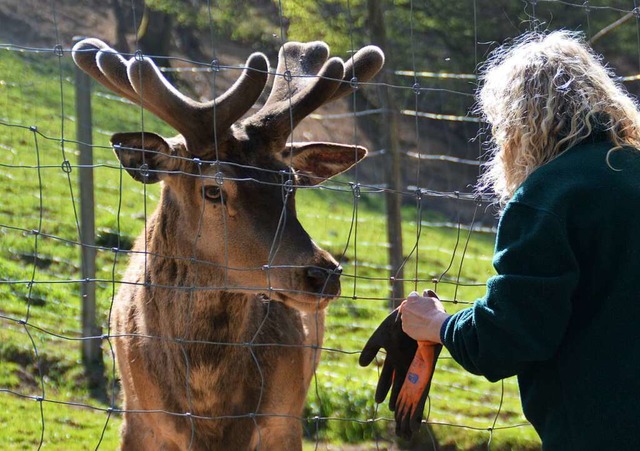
[0,48,540,449]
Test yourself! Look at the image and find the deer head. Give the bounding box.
[72,38,384,312]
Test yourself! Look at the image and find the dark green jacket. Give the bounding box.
[442,137,640,450]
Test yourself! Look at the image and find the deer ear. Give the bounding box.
[282,142,367,186]
[111,132,182,183]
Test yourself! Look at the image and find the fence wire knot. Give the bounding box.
[61,160,72,173]
[138,163,150,178]
[350,182,361,198]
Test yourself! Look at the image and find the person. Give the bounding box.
[397,30,640,450]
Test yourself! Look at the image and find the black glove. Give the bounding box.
[359,308,418,415]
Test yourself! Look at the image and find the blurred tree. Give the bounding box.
[143,0,282,54]
[137,3,173,63]
[111,0,132,52]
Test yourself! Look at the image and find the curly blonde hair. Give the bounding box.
[476,30,640,206]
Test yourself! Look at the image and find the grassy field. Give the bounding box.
[0,49,540,449]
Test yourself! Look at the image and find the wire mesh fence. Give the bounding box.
[2,0,640,449]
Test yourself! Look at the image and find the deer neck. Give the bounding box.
[133,187,261,342]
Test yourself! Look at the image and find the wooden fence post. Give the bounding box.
[73,38,103,386]
[368,0,405,309]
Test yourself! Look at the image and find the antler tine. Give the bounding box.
[248,41,345,141]
[124,51,269,152]
[73,38,270,156]
[73,39,193,134]
[97,51,183,129]
[328,45,385,101]
[264,41,331,106]
[72,39,144,105]
[126,56,209,139]
[197,53,269,136]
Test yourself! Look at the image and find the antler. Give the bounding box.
[245,41,385,145]
[71,38,269,155]
[72,38,384,159]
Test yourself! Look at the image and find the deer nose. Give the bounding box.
[306,265,342,297]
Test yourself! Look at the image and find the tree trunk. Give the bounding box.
[137,5,174,79]
[367,0,405,309]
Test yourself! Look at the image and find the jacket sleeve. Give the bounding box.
[441,201,579,382]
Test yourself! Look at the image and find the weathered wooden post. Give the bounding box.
[73,37,103,386]
[368,0,405,309]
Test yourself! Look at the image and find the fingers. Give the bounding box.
[358,339,381,366]
[408,289,439,299]
[389,365,405,411]
[391,342,443,439]
[404,290,442,316]
[395,388,420,440]
[424,289,438,298]
[359,309,399,366]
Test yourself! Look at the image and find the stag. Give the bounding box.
[72,38,383,449]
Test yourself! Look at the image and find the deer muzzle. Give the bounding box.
[305,264,342,299]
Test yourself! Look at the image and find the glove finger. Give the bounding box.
[374,359,394,403]
[399,387,421,440]
[395,377,417,439]
[388,364,405,411]
[404,381,428,437]
[409,398,426,434]
[389,348,413,411]
[358,338,382,367]
[395,406,413,440]
[403,405,416,439]
[395,343,442,439]
[407,344,444,435]
[359,309,400,366]
[395,389,407,417]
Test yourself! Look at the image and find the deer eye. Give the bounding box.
[203,185,222,202]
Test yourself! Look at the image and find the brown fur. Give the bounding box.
[112,177,331,450]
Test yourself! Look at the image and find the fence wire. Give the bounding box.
[2,0,640,449]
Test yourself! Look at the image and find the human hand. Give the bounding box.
[400,290,450,343]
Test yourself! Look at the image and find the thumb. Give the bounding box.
[359,334,382,367]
